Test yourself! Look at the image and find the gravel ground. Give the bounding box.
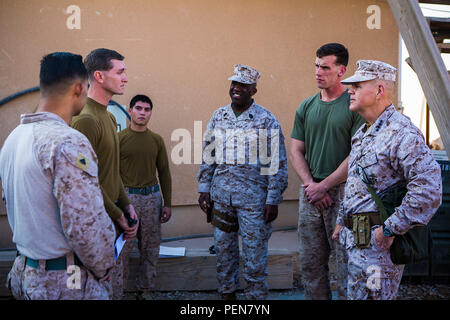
[396,282,450,300]
[123,281,450,300]
[1,281,447,300]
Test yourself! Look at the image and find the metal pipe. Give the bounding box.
[0,86,130,120]
[0,86,40,107]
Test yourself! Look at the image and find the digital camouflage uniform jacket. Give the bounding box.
[337,105,442,234]
[0,113,115,298]
[197,102,288,207]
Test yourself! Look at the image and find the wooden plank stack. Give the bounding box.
[0,248,295,297]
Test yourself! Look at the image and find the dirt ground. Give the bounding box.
[123,280,450,300]
[1,280,447,301]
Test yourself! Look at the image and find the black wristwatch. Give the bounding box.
[383,224,395,237]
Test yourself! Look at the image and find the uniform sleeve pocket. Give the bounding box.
[60,144,98,177]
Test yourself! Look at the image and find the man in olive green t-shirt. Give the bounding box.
[119,94,172,300]
[289,43,364,300]
[71,48,139,300]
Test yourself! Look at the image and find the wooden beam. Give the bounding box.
[126,248,294,291]
[0,250,15,297]
[0,249,295,297]
[388,0,450,158]
[437,43,450,54]
[419,0,450,5]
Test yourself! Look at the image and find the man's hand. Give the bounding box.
[115,213,134,240]
[122,204,139,240]
[332,225,343,242]
[264,204,278,224]
[198,192,211,214]
[374,226,395,250]
[161,206,172,223]
[312,192,334,210]
[303,181,328,204]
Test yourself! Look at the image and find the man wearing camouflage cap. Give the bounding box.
[332,60,442,299]
[197,64,288,300]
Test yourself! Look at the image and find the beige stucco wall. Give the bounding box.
[0,0,398,247]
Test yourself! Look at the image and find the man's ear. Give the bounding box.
[338,65,347,78]
[93,70,104,83]
[73,81,84,97]
[251,86,258,96]
[376,83,385,98]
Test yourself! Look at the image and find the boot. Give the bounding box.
[221,292,236,300]
[136,290,147,300]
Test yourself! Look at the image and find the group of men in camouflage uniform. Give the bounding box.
[198,43,441,301]
[0,49,172,300]
[0,42,443,300]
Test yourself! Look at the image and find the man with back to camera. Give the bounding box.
[71,48,139,300]
[197,64,288,300]
[332,60,442,299]
[290,43,365,299]
[119,94,172,300]
[0,52,115,299]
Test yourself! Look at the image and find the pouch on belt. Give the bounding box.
[211,208,239,233]
[352,215,371,248]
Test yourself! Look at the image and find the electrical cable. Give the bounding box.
[0,86,40,107]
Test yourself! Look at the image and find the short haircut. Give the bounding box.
[316,43,349,66]
[84,48,124,80]
[130,94,153,110]
[377,79,396,98]
[39,52,88,96]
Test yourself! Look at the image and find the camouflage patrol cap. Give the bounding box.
[341,60,397,84]
[228,64,261,84]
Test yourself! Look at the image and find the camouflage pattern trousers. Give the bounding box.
[111,250,124,300]
[7,254,112,300]
[297,183,347,300]
[339,226,405,300]
[213,201,272,300]
[120,189,162,292]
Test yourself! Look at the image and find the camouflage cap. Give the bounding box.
[228,64,261,84]
[341,60,397,84]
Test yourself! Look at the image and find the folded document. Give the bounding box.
[159,245,186,258]
[114,234,185,260]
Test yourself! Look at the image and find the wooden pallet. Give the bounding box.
[126,248,294,291]
[0,250,15,297]
[0,248,295,297]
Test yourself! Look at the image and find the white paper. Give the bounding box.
[159,245,186,258]
[114,233,126,260]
